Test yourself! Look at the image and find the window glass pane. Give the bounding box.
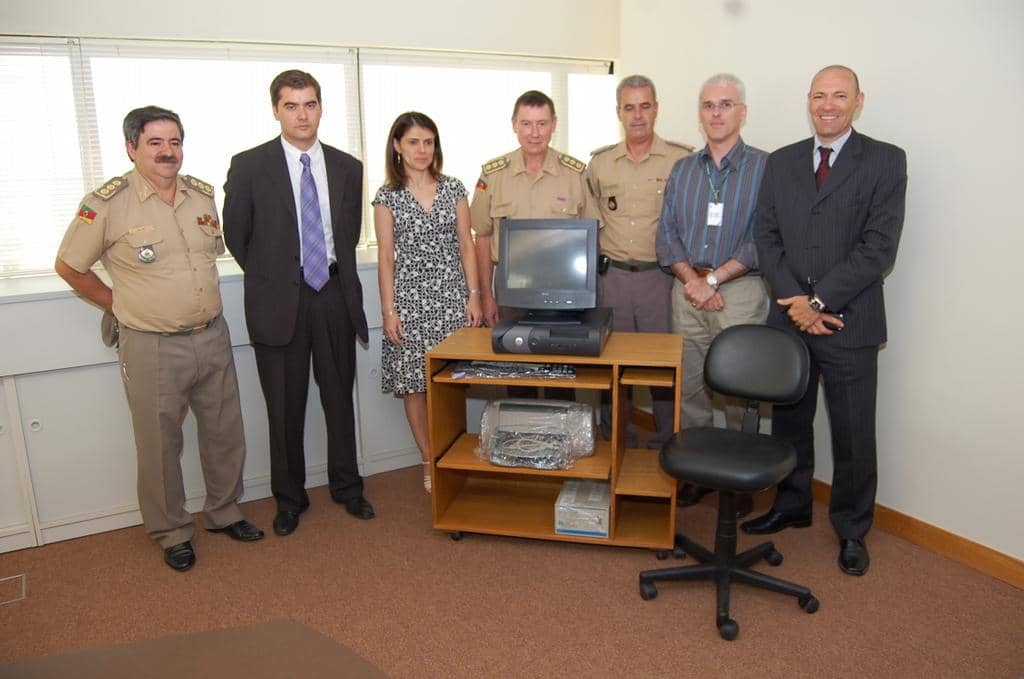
[567,73,620,161]
[89,57,355,215]
[0,53,82,276]
[361,64,550,207]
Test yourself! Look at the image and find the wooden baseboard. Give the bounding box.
[632,407,1024,589]
[812,480,1023,589]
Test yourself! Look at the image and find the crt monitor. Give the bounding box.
[495,218,598,322]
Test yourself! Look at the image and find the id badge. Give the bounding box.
[707,202,723,227]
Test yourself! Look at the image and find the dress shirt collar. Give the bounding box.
[280,136,324,165]
[814,127,853,165]
[511,147,558,176]
[698,137,748,172]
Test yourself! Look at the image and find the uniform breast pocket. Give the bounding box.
[198,223,226,256]
[489,201,513,220]
[119,230,167,270]
[550,199,579,217]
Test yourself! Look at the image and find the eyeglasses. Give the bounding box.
[700,100,744,112]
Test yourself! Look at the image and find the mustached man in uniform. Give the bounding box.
[55,106,263,572]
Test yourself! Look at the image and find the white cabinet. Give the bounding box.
[0,381,36,553]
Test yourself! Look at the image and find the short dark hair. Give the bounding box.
[512,90,555,120]
[270,69,322,107]
[384,111,443,189]
[123,105,183,148]
[122,106,183,162]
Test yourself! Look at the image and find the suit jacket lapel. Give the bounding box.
[789,138,819,203]
[814,129,863,206]
[263,138,298,226]
[324,146,347,250]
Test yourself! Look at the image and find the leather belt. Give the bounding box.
[609,258,661,273]
[161,315,218,336]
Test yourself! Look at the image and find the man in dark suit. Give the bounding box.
[223,70,372,536]
[744,65,907,576]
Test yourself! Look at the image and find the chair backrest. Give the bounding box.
[704,325,810,405]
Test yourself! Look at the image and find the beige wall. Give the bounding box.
[0,0,618,59]
[620,0,1024,559]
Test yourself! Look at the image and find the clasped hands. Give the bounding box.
[778,295,844,335]
[684,278,724,312]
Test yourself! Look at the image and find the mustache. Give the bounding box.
[155,155,179,164]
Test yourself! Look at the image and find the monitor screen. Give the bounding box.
[495,218,598,317]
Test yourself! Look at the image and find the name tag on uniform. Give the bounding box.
[707,202,724,227]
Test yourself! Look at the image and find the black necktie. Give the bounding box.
[815,146,832,191]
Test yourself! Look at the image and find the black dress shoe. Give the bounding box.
[740,509,812,535]
[676,483,712,507]
[164,541,195,572]
[838,538,870,575]
[207,519,265,542]
[273,510,300,536]
[343,496,375,520]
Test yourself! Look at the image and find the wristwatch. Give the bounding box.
[809,295,827,312]
[705,273,719,290]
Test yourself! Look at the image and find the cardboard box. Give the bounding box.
[555,480,610,537]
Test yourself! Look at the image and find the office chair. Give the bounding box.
[638,324,819,640]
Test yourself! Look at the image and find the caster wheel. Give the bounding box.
[799,594,819,614]
[672,545,687,559]
[766,548,784,566]
[718,619,739,641]
[656,550,669,560]
[639,580,658,601]
[449,532,464,541]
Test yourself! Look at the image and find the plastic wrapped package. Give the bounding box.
[476,399,595,470]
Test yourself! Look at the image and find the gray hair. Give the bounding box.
[616,74,657,106]
[698,73,746,105]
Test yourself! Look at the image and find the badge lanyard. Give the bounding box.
[704,159,733,227]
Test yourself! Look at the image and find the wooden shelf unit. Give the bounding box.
[426,327,682,549]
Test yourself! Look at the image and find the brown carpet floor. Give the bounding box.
[1,466,1021,678]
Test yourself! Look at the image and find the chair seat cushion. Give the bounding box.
[659,428,797,492]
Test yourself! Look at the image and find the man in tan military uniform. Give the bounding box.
[584,75,693,448]
[55,106,263,572]
[470,90,589,327]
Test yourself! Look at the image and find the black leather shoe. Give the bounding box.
[273,510,300,536]
[839,538,870,575]
[735,493,754,519]
[741,509,812,535]
[676,483,713,507]
[164,541,195,572]
[207,519,264,542]
[343,496,375,520]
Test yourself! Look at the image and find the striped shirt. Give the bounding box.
[656,138,767,270]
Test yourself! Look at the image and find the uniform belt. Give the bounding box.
[161,315,219,336]
[609,258,661,273]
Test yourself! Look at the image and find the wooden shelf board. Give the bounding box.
[619,366,676,388]
[614,497,673,548]
[437,433,611,480]
[615,449,675,497]
[432,363,611,390]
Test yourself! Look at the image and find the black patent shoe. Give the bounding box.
[164,541,195,572]
[207,519,265,542]
[740,509,812,535]
[273,510,300,536]
[838,538,870,575]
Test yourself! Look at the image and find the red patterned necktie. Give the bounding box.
[815,146,832,191]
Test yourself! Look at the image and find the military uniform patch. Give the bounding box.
[559,153,585,173]
[77,204,97,224]
[475,178,488,192]
[183,175,215,198]
[197,214,220,229]
[93,176,129,201]
[481,156,510,175]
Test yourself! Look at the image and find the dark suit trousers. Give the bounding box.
[254,273,362,513]
[770,335,878,540]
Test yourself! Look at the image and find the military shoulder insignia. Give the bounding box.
[197,214,221,230]
[590,143,617,157]
[481,155,510,175]
[92,176,129,201]
[559,153,585,173]
[76,204,97,224]
[183,175,215,198]
[667,140,697,153]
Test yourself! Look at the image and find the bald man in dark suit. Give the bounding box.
[744,65,907,576]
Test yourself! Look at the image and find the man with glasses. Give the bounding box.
[584,74,693,449]
[655,73,769,517]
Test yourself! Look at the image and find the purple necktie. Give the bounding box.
[815,146,832,191]
[300,153,329,291]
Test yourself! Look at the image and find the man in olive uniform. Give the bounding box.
[470,90,590,327]
[585,75,693,449]
[55,106,263,573]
